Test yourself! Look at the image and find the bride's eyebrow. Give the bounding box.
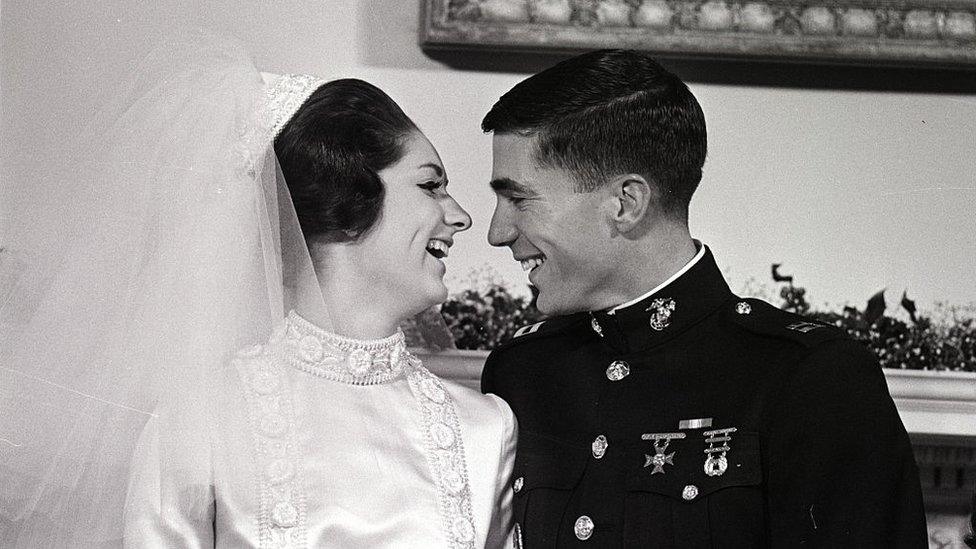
[418,163,444,178]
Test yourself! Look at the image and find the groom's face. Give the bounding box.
[488,133,614,315]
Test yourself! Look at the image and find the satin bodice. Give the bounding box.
[124,312,517,548]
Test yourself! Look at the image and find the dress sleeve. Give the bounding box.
[765,340,927,548]
[123,406,216,548]
[483,393,518,549]
[481,351,498,395]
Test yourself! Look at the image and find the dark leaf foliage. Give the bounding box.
[774,267,974,372]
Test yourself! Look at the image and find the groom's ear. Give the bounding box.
[608,174,656,234]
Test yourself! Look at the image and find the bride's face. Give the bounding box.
[354,130,471,315]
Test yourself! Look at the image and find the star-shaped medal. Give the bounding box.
[644,450,675,474]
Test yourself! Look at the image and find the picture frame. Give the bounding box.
[420,0,976,68]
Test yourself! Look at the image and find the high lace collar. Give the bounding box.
[272,310,409,385]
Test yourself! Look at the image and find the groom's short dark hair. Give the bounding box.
[482,49,706,220]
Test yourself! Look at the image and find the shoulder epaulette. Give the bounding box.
[495,313,587,351]
[727,297,847,348]
[513,321,545,338]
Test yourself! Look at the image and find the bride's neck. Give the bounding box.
[321,289,402,340]
[302,246,407,340]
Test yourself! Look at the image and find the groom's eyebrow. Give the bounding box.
[490,177,533,196]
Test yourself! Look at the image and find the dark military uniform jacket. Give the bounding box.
[482,246,926,548]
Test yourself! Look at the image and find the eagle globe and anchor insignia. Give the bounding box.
[646,297,676,331]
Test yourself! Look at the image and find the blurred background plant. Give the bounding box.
[434,263,975,372]
[402,264,543,350]
[767,263,975,372]
[439,284,544,350]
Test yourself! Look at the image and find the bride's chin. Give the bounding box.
[429,280,449,304]
[421,280,449,309]
[400,279,448,316]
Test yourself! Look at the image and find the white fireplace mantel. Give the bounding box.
[886,369,976,438]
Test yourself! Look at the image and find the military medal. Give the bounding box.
[641,432,686,474]
[646,297,675,331]
[703,427,737,477]
[678,417,713,430]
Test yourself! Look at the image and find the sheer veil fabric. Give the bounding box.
[0,35,328,547]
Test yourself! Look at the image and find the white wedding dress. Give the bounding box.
[125,312,516,549]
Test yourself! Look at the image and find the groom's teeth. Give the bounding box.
[520,257,544,271]
[426,239,449,258]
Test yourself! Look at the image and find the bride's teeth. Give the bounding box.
[520,257,544,271]
[426,239,449,258]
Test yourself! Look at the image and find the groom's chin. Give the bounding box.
[534,293,572,317]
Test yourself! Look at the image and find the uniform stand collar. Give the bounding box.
[589,246,732,354]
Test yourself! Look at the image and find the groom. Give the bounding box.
[480,50,926,548]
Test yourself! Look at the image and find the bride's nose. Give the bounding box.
[443,196,472,232]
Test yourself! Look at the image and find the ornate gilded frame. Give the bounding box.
[421,0,976,68]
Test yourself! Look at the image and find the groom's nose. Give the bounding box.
[487,198,516,248]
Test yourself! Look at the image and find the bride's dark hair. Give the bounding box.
[274,78,418,241]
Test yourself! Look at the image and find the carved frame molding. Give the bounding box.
[421,0,976,68]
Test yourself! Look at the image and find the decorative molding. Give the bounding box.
[887,369,976,438]
[421,0,976,68]
[416,349,487,391]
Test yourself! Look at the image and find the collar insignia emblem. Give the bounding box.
[590,315,604,338]
[646,297,676,331]
[641,432,686,474]
[787,321,822,333]
[703,427,737,477]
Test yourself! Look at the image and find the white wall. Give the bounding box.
[3,0,974,313]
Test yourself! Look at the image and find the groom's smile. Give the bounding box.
[518,255,545,272]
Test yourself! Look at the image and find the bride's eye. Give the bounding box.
[418,181,445,194]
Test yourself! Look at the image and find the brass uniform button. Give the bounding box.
[591,435,608,459]
[574,515,595,540]
[606,360,630,381]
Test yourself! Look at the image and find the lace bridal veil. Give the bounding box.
[0,35,328,547]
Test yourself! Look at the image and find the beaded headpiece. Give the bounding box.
[264,73,327,138]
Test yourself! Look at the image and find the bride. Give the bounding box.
[0,35,515,548]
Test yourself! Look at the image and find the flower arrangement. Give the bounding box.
[439,265,976,372]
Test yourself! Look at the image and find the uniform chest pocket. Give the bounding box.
[511,431,588,546]
[623,430,766,548]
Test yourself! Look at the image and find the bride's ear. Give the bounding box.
[608,173,656,234]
